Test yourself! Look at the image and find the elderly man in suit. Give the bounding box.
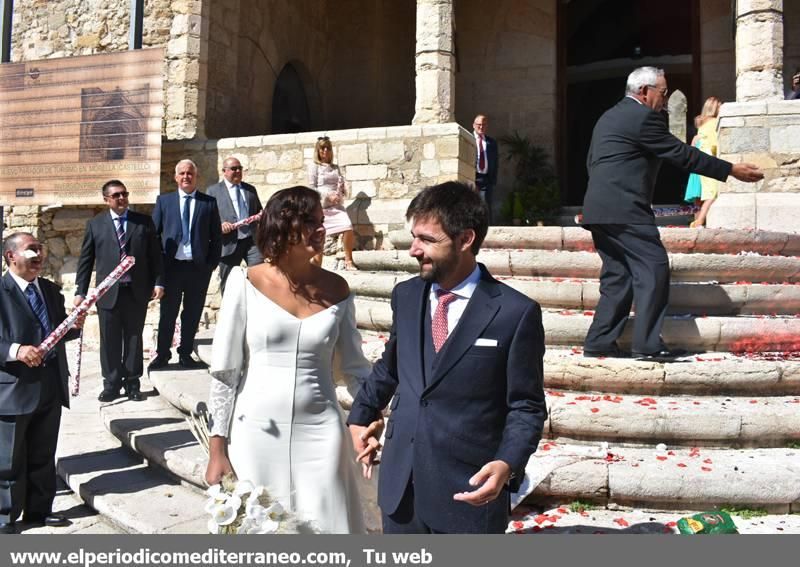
[206,157,263,292]
[473,115,499,222]
[149,159,222,370]
[347,182,547,534]
[0,233,85,534]
[75,180,163,402]
[581,66,763,361]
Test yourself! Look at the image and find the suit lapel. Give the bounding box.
[2,272,44,333]
[403,278,429,398]
[221,182,237,220]
[423,272,501,394]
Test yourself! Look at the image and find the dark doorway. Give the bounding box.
[559,0,699,206]
[271,64,311,134]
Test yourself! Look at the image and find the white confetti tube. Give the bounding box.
[37,256,136,355]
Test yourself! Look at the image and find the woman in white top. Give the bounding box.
[205,186,376,533]
[306,137,358,270]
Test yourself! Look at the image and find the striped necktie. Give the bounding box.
[115,216,131,283]
[25,283,51,336]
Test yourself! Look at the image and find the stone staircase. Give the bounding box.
[79,226,800,533]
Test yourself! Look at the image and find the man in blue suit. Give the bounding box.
[347,182,547,534]
[473,115,499,222]
[150,159,222,370]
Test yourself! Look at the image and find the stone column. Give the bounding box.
[164,0,209,140]
[412,0,455,124]
[735,0,784,102]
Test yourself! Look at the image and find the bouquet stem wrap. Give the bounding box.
[230,212,262,230]
[37,256,136,357]
[574,204,700,225]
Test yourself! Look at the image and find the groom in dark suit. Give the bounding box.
[348,182,547,534]
[150,159,222,370]
[206,157,263,293]
[1,233,84,533]
[582,66,763,361]
[75,180,163,402]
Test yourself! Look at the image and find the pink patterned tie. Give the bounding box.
[432,289,458,352]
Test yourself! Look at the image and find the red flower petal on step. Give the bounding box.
[648,407,657,410]
[534,514,549,525]
[532,525,542,532]
[557,508,569,515]
[512,521,524,530]
[656,456,668,461]
[583,311,594,317]
[677,463,687,468]
[667,451,676,455]
[666,521,677,527]
[701,466,712,472]
[590,407,600,413]
[703,459,712,464]
[613,518,629,527]
[750,400,758,404]
[567,401,576,405]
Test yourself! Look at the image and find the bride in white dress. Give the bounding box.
[205,186,375,534]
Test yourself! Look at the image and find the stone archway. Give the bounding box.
[271,63,311,134]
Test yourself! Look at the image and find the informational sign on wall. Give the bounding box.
[0,48,163,205]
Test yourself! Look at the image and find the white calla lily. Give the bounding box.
[211,502,238,526]
[234,480,255,496]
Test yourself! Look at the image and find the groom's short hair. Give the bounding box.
[406,181,488,255]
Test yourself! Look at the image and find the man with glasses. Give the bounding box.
[207,157,263,292]
[75,180,164,402]
[581,66,763,361]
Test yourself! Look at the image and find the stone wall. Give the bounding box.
[712,100,800,232]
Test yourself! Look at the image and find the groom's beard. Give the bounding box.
[418,249,459,284]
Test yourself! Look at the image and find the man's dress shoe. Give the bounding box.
[632,348,689,361]
[97,390,120,402]
[178,355,206,369]
[126,388,144,402]
[148,356,169,370]
[583,346,630,358]
[25,513,70,527]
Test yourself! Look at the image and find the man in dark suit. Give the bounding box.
[347,182,547,534]
[74,180,163,402]
[582,66,763,360]
[206,157,263,292]
[0,233,85,534]
[150,159,222,370]
[473,114,499,222]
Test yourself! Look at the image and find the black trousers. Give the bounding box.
[475,174,494,222]
[584,223,670,354]
[98,286,147,393]
[0,369,62,523]
[217,237,262,294]
[157,261,212,359]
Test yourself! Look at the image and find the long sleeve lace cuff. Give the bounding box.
[208,377,237,437]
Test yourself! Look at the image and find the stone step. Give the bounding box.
[545,348,800,395]
[56,345,209,534]
[352,249,800,284]
[343,272,800,316]
[387,226,800,256]
[523,442,800,512]
[353,296,800,352]
[546,391,800,447]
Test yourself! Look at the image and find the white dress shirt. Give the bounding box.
[5,272,46,362]
[175,189,196,261]
[429,264,482,340]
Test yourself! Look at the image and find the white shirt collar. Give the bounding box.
[179,188,195,198]
[223,179,238,190]
[9,270,40,294]
[110,208,128,221]
[431,264,481,300]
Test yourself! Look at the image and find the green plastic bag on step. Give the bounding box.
[677,511,738,534]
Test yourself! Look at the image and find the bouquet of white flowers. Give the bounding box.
[189,407,315,534]
[205,474,309,534]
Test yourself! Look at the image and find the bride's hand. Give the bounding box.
[205,438,234,485]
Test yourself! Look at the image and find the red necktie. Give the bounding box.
[432,290,458,352]
[478,134,486,171]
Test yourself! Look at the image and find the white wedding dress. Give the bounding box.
[208,267,371,534]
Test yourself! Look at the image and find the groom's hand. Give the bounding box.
[349,420,383,480]
[453,460,511,507]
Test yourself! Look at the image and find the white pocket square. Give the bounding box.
[474,338,498,347]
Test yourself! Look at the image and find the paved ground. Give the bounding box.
[14,343,800,535]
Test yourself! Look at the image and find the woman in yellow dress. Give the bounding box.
[689,96,722,228]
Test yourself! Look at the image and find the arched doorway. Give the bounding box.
[559,0,700,205]
[271,63,311,134]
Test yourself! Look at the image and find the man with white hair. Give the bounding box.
[150,159,222,370]
[581,66,763,361]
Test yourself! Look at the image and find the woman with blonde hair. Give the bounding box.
[307,137,358,270]
[684,96,722,227]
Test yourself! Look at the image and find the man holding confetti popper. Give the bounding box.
[0,233,86,534]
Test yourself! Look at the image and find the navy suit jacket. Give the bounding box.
[75,210,164,309]
[0,273,78,414]
[582,97,732,225]
[348,264,547,533]
[476,135,499,189]
[152,189,222,270]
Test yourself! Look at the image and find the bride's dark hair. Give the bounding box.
[256,186,322,262]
